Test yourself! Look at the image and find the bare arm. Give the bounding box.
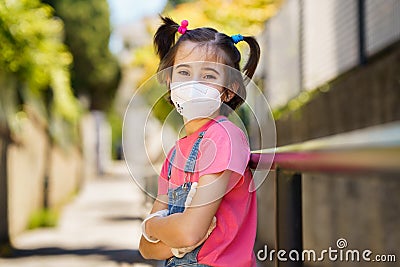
[146,170,234,248]
[139,195,174,260]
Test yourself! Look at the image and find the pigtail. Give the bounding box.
[154,16,179,61]
[242,36,261,80]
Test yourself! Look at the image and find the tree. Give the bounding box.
[166,0,282,34]
[0,0,80,247]
[43,0,121,111]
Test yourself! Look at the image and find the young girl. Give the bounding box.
[139,16,260,267]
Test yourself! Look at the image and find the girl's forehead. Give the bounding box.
[174,41,221,65]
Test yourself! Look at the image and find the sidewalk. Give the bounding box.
[0,161,160,267]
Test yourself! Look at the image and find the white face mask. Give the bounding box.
[170,82,222,121]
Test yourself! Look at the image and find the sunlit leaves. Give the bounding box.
[167,0,282,35]
[0,0,80,123]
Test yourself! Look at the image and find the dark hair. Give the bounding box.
[154,16,260,115]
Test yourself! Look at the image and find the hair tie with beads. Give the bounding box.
[231,34,244,44]
[178,20,189,34]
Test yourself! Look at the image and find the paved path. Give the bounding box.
[0,161,161,267]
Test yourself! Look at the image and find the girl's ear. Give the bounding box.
[223,82,239,102]
[164,69,173,88]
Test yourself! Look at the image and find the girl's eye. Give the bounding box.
[204,74,217,80]
[178,70,190,76]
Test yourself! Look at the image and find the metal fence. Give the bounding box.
[261,0,400,109]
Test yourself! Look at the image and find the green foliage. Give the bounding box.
[165,0,282,35]
[147,81,175,122]
[28,208,59,229]
[44,0,121,111]
[0,0,81,143]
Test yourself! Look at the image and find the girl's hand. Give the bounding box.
[139,195,174,260]
[141,209,169,243]
[145,170,233,249]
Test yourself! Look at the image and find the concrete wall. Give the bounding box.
[7,113,48,237]
[255,43,400,266]
[255,171,276,250]
[6,110,84,238]
[48,146,82,209]
[275,42,400,146]
[4,109,110,239]
[79,113,98,181]
[302,173,400,267]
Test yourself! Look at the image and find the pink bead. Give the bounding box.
[178,20,188,35]
[178,27,186,34]
[181,20,188,27]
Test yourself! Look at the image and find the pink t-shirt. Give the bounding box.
[158,115,257,267]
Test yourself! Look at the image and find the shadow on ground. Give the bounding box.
[6,246,159,266]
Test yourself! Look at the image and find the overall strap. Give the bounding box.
[167,148,176,180]
[167,117,228,180]
[183,131,205,173]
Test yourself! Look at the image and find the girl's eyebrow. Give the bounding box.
[175,64,191,69]
[202,67,220,75]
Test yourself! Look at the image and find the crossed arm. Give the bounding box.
[138,170,233,260]
[138,195,173,260]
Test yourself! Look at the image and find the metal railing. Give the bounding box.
[249,121,400,267]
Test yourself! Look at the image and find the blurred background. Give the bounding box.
[0,0,399,266]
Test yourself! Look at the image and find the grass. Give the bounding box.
[27,208,59,229]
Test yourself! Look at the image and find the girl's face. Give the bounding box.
[171,41,226,93]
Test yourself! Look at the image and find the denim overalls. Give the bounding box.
[164,118,226,267]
